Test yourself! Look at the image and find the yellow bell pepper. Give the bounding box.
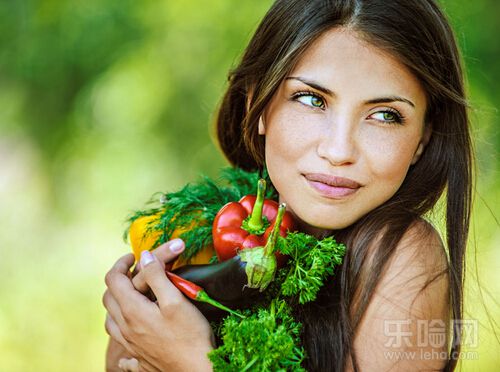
[128,213,215,268]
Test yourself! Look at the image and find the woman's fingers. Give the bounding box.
[133,239,185,273]
[112,253,135,274]
[132,239,185,294]
[139,251,182,311]
[105,254,151,309]
[105,254,157,316]
[154,238,185,261]
[118,357,139,372]
[103,290,127,329]
[105,337,135,372]
[105,313,135,356]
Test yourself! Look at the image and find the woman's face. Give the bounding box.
[260,28,430,236]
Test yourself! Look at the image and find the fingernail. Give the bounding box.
[140,250,155,266]
[169,238,185,253]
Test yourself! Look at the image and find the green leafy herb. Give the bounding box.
[209,254,219,264]
[208,299,305,372]
[279,232,346,304]
[219,166,278,201]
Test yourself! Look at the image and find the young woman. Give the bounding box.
[103,0,473,370]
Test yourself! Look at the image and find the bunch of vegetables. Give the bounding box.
[125,167,346,370]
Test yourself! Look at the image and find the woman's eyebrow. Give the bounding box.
[366,96,415,108]
[285,76,334,95]
[285,76,416,108]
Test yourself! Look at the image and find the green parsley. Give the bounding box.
[279,232,346,304]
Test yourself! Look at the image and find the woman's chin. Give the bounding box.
[280,194,361,234]
[292,214,354,237]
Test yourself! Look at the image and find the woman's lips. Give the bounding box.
[303,173,361,199]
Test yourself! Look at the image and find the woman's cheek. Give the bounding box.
[367,138,416,188]
[265,117,308,164]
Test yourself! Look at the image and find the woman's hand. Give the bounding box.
[103,240,214,372]
[105,337,136,372]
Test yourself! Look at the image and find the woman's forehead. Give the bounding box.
[287,28,427,109]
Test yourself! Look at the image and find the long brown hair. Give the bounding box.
[214,1,473,370]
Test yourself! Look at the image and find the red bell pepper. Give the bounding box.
[212,179,295,262]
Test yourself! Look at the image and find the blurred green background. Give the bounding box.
[0,0,498,370]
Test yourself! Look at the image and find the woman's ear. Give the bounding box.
[411,124,432,165]
[258,116,266,135]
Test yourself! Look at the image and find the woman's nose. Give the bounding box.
[316,117,357,166]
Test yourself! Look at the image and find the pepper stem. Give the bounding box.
[196,290,246,319]
[245,179,266,232]
[263,203,286,258]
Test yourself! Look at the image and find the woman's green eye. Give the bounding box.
[382,112,396,121]
[371,110,404,124]
[297,94,325,108]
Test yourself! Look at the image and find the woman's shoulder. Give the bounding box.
[369,216,449,308]
[393,217,448,273]
[402,217,444,246]
[365,216,447,276]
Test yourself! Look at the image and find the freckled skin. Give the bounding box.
[259,28,430,236]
